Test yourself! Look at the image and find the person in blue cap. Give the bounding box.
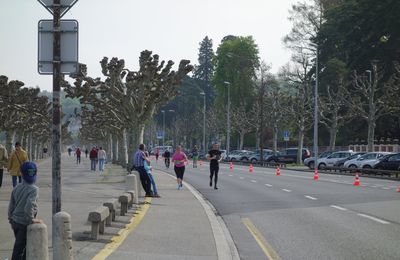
[8,161,42,260]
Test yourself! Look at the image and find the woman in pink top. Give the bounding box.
[172,145,188,190]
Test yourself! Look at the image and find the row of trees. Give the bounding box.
[0,75,51,159]
[149,0,400,163]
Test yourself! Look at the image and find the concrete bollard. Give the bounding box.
[126,174,139,204]
[27,223,49,260]
[131,171,143,198]
[53,212,74,260]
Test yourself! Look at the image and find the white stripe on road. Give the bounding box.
[229,174,233,177]
[381,187,390,190]
[240,177,244,179]
[264,184,272,187]
[251,180,257,183]
[330,205,347,211]
[357,214,390,224]
[371,185,378,188]
[305,195,317,200]
[282,189,292,192]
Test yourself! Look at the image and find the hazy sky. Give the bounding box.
[0,0,298,91]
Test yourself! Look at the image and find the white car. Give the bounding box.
[343,152,390,169]
[317,151,354,169]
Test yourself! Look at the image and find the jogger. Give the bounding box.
[172,145,188,190]
[207,143,222,190]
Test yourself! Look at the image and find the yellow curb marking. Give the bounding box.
[242,218,281,260]
[92,197,152,260]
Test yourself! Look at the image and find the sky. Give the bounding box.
[0,0,298,91]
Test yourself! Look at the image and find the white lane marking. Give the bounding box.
[305,195,317,200]
[251,180,257,183]
[382,187,390,190]
[371,185,378,188]
[229,174,233,177]
[357,214,390,224]
[330,205,347,211]
[282,189,292,192]
[240,177,244,180]
[265,184,272,187]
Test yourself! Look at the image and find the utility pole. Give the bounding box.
[200,92,206,153]
[313,47,319,173]
[259,73,265,164]
[224,81,231,154]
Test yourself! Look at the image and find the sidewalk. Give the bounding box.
[0,154,221,260]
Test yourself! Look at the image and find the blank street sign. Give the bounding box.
[38,19,79,75]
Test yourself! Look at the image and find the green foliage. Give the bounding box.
[212,36,260,108]
[193,36,215,83]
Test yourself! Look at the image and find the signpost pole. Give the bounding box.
[52,0,62,218]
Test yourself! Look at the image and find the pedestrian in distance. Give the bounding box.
[133,144,153,197]
[0,143,8,188]
[75,147,81,164]
[8,142,28,188]
[207,143,222,190]
[163,148,171,168]
[155,148,159,163]
[98,147,107,172]
[89,147,98,171]
[144,152,160,198]
[8,161,43,260]
[172,145,188,190]
[67,147,72,156]
[192,145,199,168]
[85,148,89,158]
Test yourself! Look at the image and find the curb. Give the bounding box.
[160,170,240,260]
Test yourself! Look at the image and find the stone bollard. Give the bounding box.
[131,171,143,198]
[53,212,74,260]
[27,223,49,260]
[126,174,139,204]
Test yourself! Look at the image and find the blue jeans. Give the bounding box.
[147,171,158,194]
[98,159,105,171]
[12,176,22,188]
[91,159,97,171]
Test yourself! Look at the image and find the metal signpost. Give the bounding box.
[283,131,290,149]
[37,0,78,255]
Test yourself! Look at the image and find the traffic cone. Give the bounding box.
[313,169,319,180]
[229,162,233,171]
[397,186,400,193]
[249,164,253,173]
[353,171,360,186]
[276,165,281,176]
[200,160,203,166]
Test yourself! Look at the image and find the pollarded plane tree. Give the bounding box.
[64,50,193,166]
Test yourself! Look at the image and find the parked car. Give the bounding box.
[303,151,335,169]
[343,152,389,169]
[266,148,311,164]
[334,152,365,167]
[228,151,251,162]
[249,149,275,164]
[220,150,227,160]
[240,151,257,162]
[373,153,400,171]
[317,151,354,169]
[358,152,392,169]
[226,150,247,161]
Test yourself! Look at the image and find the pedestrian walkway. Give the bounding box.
[0,153,223,260]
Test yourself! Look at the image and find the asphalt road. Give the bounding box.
[155,160,400,260]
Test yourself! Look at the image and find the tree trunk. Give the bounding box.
[5,130,15,153]
[273,123,278,154]
[109,133,113,162]
[367,111,376,152]
[122,128,128,167]
[239,132,245,150]
[297,127,304,164]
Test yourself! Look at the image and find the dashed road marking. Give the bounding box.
[240,177,244,180]
[251,180,257,183]
[265,184,272,187]
[382,187,390,190]
[330,205,347,211]
[305,195,317,200]
[282,189,291,192]
[357,214,390,224]
[229,174,233,177]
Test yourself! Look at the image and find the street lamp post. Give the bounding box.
[200,92,206,153]
[161,110,165,147]
[366,69,372,152]
[314,47,319,173]
[224,81,231,154]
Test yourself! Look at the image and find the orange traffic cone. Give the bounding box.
[313,169,319,180]
[276,165,281,176]
[397,186,400,193]
[249,164,253,173]
[200,160,203,166]
[229,162,233,171]
[353,171,360,186]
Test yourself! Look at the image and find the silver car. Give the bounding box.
[317,151,354,169]
[343,152,389,169]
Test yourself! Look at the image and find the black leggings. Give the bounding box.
[210,165,219,185]
[165,158,170,168]
[174,166,185,179]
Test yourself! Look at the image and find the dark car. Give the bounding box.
[334,152,366,167]
[373,153,400,171]
[266,148,311,164]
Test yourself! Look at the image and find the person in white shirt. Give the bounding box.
[97,147,107,171]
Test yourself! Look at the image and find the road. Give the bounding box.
[155,160,400,260]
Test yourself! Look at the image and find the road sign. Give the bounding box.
[38,19,79,75]
[37,0,79,18]
[283,131,290,141]
[156,131,165,139]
